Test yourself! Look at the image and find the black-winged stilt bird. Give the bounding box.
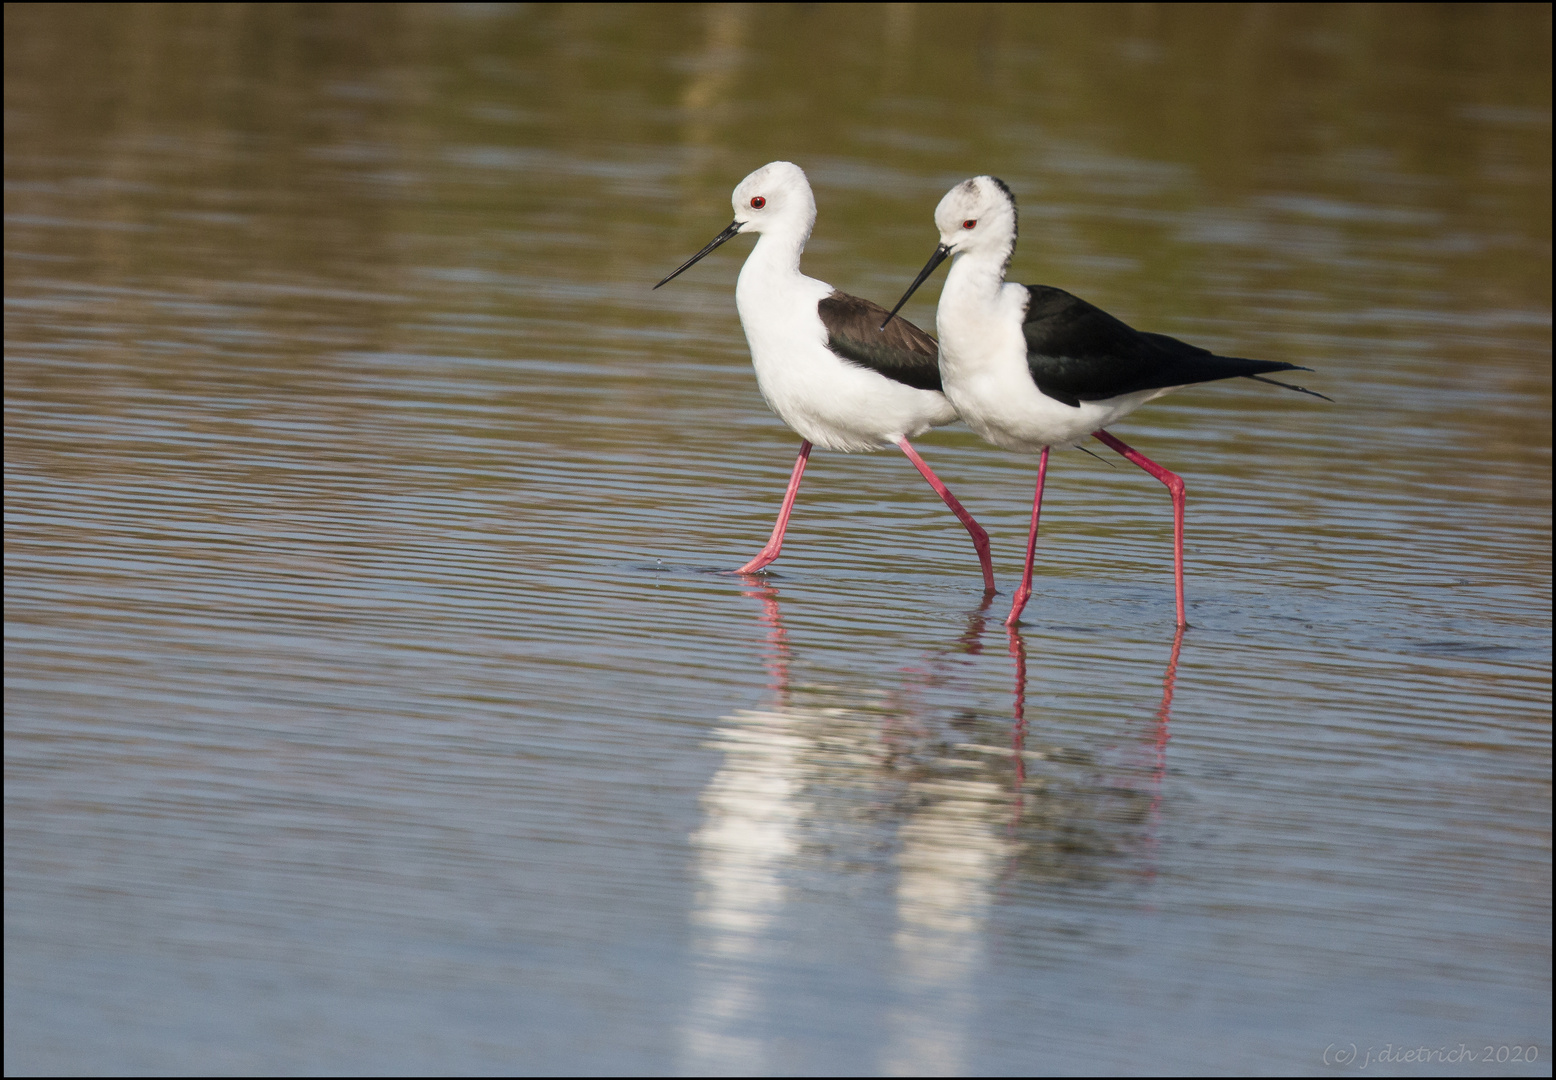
[883,176,1327,629]
[655,161,995,592]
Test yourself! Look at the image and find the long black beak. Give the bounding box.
[881,242,952,329]
[654,220,744,289]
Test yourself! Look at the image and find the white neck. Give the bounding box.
[940,244,1011,319]
[738,218,811,285]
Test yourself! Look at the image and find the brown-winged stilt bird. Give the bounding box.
[655,161,995,592]
[883,176,1327,629]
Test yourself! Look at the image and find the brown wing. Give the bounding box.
[817,291,942,392]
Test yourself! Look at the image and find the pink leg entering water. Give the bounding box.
[1004,445,1051,627]
[894,438,996,594]
[736,441,812,574]
[1094,430,1187,629]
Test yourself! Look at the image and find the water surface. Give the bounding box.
[5,5,1550,1075]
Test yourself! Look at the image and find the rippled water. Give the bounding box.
[6,5,1550,1075]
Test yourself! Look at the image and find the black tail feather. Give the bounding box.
[1074,442,1118,468]
[1244,373,1333,402]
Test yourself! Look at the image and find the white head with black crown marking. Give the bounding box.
[878,176,1020,328]
[933,175,1018,274]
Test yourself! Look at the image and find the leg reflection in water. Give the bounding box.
[1140,625,1185,882]
[1001,622,1186,887]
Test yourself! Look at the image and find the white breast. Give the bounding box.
[736,260,956,453]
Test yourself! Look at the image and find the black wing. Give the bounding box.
[818,291,942,392]
[1021,285,1310,407]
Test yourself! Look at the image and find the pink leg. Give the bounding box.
[894,438,997,594]
[736,441,812,574]
[1094,430,1187,629]
[1004,445,1050,627]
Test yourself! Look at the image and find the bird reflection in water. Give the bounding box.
[678,581,1183,1074]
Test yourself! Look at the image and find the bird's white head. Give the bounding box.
[933,176,1017,266]
[653,161,817,290]
[879,176,1018,328]
[731,160,816,238]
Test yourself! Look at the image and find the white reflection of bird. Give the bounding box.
[884,176,1328,628]
[656,161,994,591]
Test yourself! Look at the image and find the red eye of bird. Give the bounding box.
[751,196,766,209]
[962,219,977,229]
